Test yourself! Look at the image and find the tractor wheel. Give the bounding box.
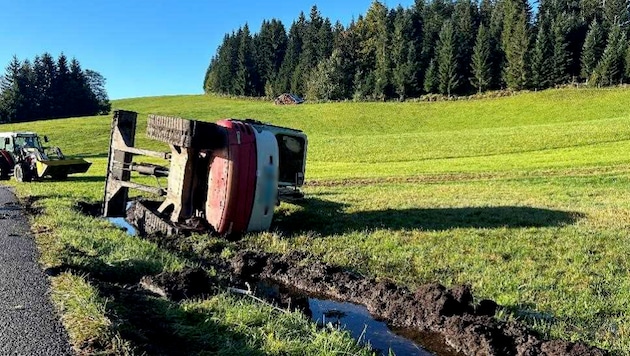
[0,160,8,181]
[0,150,13,180]
[14,163,32,183]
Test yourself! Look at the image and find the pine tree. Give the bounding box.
[423,58,438,93]
[592,24,627,86]
[16,60,36,121]
[1,54,108,121]
[204,32,240,94]
[421,0,454,81]
[479,0,494,27]
[300,6,325,72]
[453,0,478,94]
[234,25,255,96]
[530,14,553,89]
[580,0,603,23]
[470,24,492,93]
[392,6,416,100]
[360,0,391,100]
[0,55,20,92]
[0,56,23,122]
[550,16,572,86]
[331,20,360,99]
[33,53,56,118]
[502,0,530,90]
[317,18,334,62]
[488,0,506,88]
[255,19,288,97]
[293,6,333,96]
[287,13,308,95]
[436,21,459,96]
[54,53,71,117]
[275,18,304,95]
[409,0,424,96]
[603,0,629,29]
[580,20,605,81]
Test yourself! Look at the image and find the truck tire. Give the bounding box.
[14,163,32,182]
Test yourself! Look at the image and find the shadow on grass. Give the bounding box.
[70,153,109,159]
[47,255,263,355]
[63,175,105,183]
[274,198,584,236]
[96,283,264,356]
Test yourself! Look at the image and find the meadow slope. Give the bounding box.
[2,88,630,354]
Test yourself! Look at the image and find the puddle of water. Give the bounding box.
[107,201,137,235]
[108,217,138,236]
[308,298,433,356]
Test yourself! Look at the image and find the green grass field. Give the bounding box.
[2,87,630,354]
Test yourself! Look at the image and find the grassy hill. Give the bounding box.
[2,88,630,354]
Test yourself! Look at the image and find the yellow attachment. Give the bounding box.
[35,159,92,178]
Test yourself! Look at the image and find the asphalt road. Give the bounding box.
[0,186,73,355]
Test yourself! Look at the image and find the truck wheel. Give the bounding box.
[14,163,32,182]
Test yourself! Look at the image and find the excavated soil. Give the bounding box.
[140,268,217,301]
[231,250,607,356]
[72,202,607,355]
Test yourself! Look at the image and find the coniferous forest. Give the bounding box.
[204,0,630,100]
[0,53,111,123]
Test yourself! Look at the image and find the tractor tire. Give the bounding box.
[14,163,32,183]
[0,166,8,180]
[0,160,9,181]
[0,150,13,180]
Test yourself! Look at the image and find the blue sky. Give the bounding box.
[0,0,414,100]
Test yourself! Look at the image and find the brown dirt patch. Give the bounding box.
[231,250,606,356]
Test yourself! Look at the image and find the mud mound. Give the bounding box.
[140,267,216,301]
[232,250,606,356]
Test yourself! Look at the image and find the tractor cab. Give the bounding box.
[14,133,43,151]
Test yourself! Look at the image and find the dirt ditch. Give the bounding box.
[229,250,606,356]
[139,247,606,356]
[73,201,607,355]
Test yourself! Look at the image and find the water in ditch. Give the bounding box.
[107,202,137,235]
[105,208,449,355]
[108,217,138,235]
[308,297,434,356]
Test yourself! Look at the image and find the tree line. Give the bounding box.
[0,53,111,123]
[204,0,630,101]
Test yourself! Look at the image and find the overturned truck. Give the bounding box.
[103,110,307,237]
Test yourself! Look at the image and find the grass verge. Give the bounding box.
[0,87,628,354]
